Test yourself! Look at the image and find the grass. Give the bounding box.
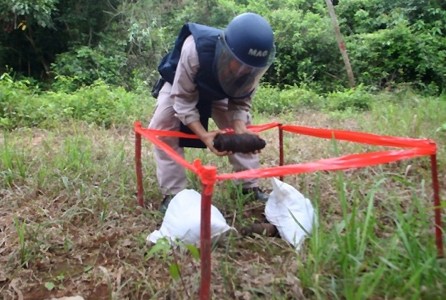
[0,90,445,299]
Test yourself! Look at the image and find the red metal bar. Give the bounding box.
[135,122,144,207]
[279,124,284,181]
[200,190,212,300]
[281,124,435,150]
[199,165,217,300]
[133,121,443,300]
[430,154,444,258]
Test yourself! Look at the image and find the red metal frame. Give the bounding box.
[133,121,444,299]
[135,129,144,207]
[279,123,284,181]
[431,154,444,258]
[199,165,216,300]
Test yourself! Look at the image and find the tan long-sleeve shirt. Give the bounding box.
[172,35,253,126]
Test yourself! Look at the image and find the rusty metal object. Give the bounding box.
[213,133,266,153]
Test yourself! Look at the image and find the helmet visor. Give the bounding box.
[214,34,275,99]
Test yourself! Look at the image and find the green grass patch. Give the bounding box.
[0,79,445,298]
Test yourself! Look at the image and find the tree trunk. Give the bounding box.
[24,26,50,76]
[325,0,355,88]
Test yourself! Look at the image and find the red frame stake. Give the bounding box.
[279,124,284,181]
[135,122,145,207]
[199,166,217,300]
[133,121,444,299]
[430,154,444,258]
[200,190,212,300]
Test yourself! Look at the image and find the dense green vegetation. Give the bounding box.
[0,0,445,93]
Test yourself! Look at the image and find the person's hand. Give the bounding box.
[200,130,232,156]
[232,120,260,136]
[186,121,231,156]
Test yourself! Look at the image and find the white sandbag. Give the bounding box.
[147,189,233,246]
[265,178,315,251]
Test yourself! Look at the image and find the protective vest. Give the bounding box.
[157,23,226,148]
[158,23,228,102]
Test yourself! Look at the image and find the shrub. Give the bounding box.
[254,84,323,114]
[0,75,152,130]
[325,85,374,112]
[51,46,127,91]
[0,73,45,129]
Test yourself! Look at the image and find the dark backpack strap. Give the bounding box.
[158,24,192,84]
[178,99,212,148]
[151,77,166,98]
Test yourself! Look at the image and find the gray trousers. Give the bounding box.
[148,83,260,196]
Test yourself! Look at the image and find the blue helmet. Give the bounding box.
[214,13,275,98]
[225,12,275,68]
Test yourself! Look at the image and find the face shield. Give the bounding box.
[214,34,275,99]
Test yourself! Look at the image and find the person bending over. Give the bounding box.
[149,12,275,212]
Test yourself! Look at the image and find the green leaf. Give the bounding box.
[436,123,446,132]
[145,237,171,260]
[169,263,181,280]
[44,282,55,291]
[186,244,200,260]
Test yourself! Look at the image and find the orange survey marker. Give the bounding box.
[134,121,443,300]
